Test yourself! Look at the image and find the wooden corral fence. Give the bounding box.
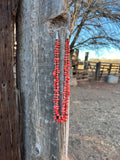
[72,61,120,82]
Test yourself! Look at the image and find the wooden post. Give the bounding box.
[17,0,69,160]
[84,52,89,70]
[95,62,101,80]
[108,63,112,75]
[0,1,21,159]
[119,65,120,73]
[75,49,79,59]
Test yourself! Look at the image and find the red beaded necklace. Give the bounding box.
[53,31,70,123]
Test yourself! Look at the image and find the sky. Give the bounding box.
[79,47,120,60]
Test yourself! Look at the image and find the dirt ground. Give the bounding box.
[68,82,120,160]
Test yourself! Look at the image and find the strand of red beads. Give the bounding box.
[53,38,60,122]
[61,38,70,122]
[53,32,70,123]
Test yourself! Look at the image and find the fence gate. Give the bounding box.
[0,1,21,159]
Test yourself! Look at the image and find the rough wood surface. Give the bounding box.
[0,1,21,160]
[17,0,69,160]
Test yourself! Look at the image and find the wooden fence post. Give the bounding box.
[0,1,21,159]
[95,62,101,80]
[119,65,120,73]
[84,52,89,70]
[108,63,112,75]
[17,0,69,159]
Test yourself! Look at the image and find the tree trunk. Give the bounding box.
[17,0,69,160]
[0,1,21,160]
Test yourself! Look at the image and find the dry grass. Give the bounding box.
[69,82,120,160]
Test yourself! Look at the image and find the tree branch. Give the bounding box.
[74,36,120,48]
[70,1,95,49]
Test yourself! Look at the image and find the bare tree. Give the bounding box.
[65,0,120,51]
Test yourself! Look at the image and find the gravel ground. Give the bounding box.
[68,82,120,160]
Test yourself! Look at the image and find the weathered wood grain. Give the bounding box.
[17,0,69,160]
[0,1,21,160]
